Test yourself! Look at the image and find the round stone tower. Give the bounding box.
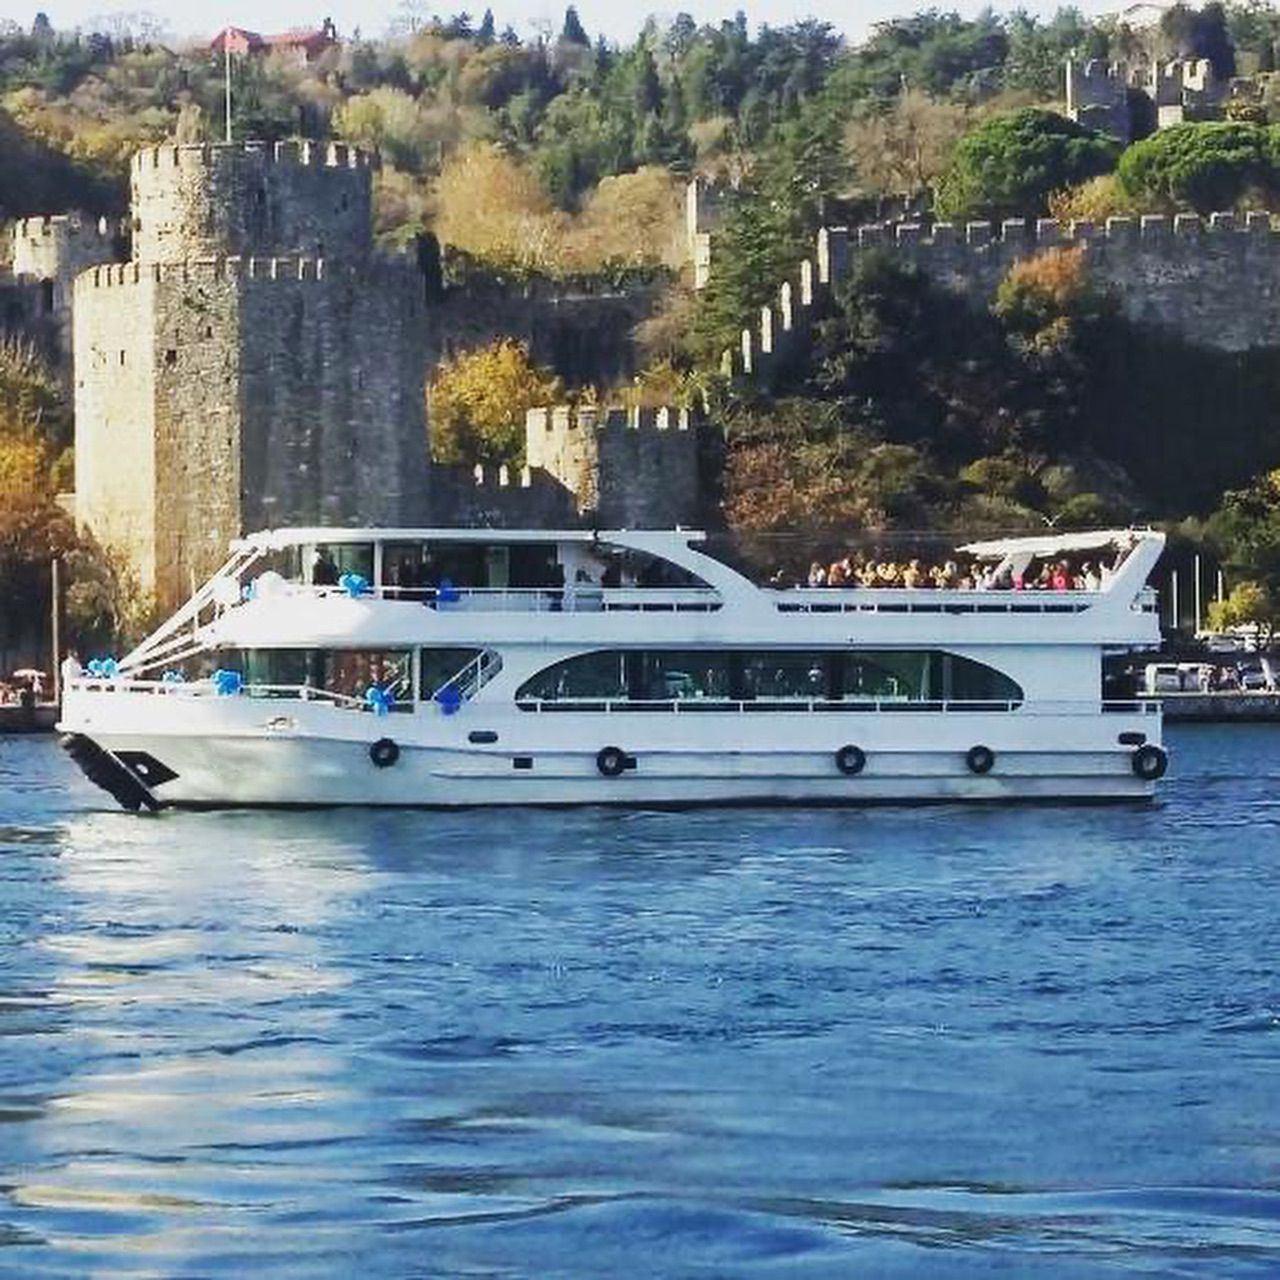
[129,141,375,263]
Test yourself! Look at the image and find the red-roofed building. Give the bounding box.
[212,18,337,64]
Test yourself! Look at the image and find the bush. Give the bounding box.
[1117,121,1277,213]
[427,339,562,466]
[1047,173,1140,223]
[934,107,1120,222]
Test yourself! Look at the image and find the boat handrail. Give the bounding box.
[514,696,1161,715]
[236,583,725,613]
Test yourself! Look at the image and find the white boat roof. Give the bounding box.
[958,528,1159,559]
[233,527,707,551]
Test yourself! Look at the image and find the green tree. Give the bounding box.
[694,94,848,355]
[560,6,589,47]
[1206,468,1280,644]
[1118,121,1274,213]
[934,108,1120,222]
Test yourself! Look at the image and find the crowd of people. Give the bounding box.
[796,552,1123,592]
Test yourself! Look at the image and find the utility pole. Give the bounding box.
[224,35,233,143]
[50,556,61,704]
[1194,552,1202,635]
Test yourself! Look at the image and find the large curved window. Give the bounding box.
[517,649,1022,707]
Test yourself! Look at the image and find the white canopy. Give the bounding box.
[957,529,1151,560]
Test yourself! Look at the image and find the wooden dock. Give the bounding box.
[0,704,58,734]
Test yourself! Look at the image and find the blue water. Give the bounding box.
[0,730,1278,1277]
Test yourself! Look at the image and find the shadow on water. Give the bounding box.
[0,729,1277,1275]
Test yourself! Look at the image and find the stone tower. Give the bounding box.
[10,214,121,385]
[75,141,428,608]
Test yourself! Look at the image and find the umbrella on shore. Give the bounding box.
[10,669,47,681]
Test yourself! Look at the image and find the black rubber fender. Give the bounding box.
[1131,743,1168,780]
[596,745,627,777]
[835,744,866,776]
[370,737,400,768]
[966,744,996,775]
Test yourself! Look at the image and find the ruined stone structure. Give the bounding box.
[687,176,731,291]
[7,214,122,385]
[525,405,707,529]
[1065,57,1225,141]
[1065,59,1135,142]
[731,211,1280,384]
[75,141,428,607]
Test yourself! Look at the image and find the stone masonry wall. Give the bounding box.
[734,211,1280,384]
[10,215,123,384]
[77,257,428,606]
[74,268,160,591]
[526,405,704,529]
[131,142,374,264]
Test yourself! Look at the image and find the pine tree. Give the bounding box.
[561,6,589,47]
[477,8,495,45]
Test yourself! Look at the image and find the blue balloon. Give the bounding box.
[213,669,243,696]
[339,572,370,599]
[435,684,463,716]
[365,684,393,717]
[161,669,186,684]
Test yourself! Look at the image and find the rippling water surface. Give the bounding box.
[1,727,1279,1277]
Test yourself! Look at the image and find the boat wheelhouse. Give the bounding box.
[59,526,1168,810]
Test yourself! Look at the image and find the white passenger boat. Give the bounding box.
[59,526,1169,811]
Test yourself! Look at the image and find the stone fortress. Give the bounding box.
[10,79,1280,607]
[7,141,708,608]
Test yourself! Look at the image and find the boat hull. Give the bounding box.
[59,728,1161,809]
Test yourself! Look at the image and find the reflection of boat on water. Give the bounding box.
[58,526,1168,811]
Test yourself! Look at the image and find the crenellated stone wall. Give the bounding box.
[429,462,578,529]
[732,210,1280,383]
[525,404,706,528]
[130,141,375,264]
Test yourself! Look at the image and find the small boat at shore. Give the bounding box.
[58,526,1168,811]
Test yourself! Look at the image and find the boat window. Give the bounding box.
[742,652,831,700]
[228,648,412,705]
[383,542,432,594]
[516,649,1022,705]
[308,542,373,586]
[420,648,483,700]
[630,651,734,700]
[518,650,627,701]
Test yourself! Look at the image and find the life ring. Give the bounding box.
[966,745,996,775]
[835,744,866,776]
[370,737,400,768]
[596,746,627,777]
[1131,743,1168,780]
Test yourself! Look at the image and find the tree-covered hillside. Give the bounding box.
[8,4,1280,640]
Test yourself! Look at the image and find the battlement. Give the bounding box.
[1067,58,1130,89]
[77,256,369,290]
[13,213,117,243]
[130,140,376,174]
[130,138,375,264]
[731,208,1280,380]
[525,404,695,435]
